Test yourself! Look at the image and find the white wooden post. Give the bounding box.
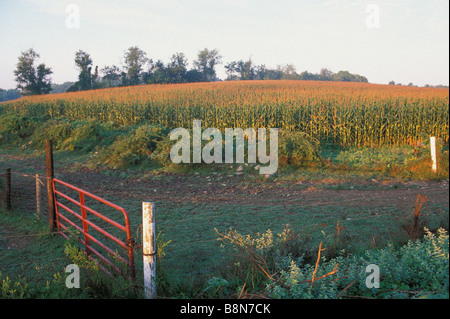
[142,202,156,299]
[430,136,437,172]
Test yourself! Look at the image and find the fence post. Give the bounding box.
[46,140,56,231]
[142,202,156,299]
[4,168,11,210]
[430,136,437,173]
[36,174,41,217]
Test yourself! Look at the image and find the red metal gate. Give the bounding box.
[52,178,135,280]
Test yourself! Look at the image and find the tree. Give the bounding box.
[50,82,74,94]
[332,70,368,83]
[319,68,334,81]
[14,49,52,95]
[100,65,121,88]
[193,48,222,81]
[146,60,170,84]
[264,68,283,80]
[68,50,99,92]
[225,59,258,81]
[184,69,204,83]
[123,46,149,85]
[298,71,318,81]
[280,64,299,80]
[0,88,20,102]
[168,52,188,83]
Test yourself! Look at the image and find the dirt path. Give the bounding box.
[1,151,448,281]
[1,151,448,217]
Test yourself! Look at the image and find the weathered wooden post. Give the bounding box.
[142,201,156,299]
[36,173,41,217]
[430,136,437,173]
[46,140,56,231]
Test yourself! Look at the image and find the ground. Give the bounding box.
[1,149,449,279]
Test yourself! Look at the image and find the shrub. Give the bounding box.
[97,124,170,169]
[278,130,323,166]
[30,118,72,149]
[214,225,318,295]
[0,114,36,144]
[60,119,118,153]
[63,242,141,298]
[216,226,449,299]
[267,228,449,299]
[29,118,119,153]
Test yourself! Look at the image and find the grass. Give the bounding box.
[0,209,69,288]
[0,122,448,298]
[2,195,447,298]
[0,80,448,299]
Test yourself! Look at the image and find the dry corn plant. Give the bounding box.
[403,194,429,240]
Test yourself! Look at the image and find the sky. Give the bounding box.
[0,0,448,90]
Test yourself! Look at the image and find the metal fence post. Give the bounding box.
[142,202,156,299]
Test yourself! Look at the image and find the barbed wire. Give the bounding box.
[9,170,46,186]
[1,168,448,254]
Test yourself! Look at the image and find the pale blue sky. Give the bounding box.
[0,0,448,89]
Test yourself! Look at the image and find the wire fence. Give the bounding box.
[1,166,449,280]
[0,168,48,218]
[2,166,449,240]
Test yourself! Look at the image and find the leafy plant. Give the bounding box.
[97,124,170,169]
[0,114,36,144]
[267,227,449,299]
[30,118,72,149]
[278,130,323,166]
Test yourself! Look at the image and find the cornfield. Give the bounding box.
[1,80,448,147]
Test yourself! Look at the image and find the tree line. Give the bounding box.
[9,46,412,98]
[224,59,368,82]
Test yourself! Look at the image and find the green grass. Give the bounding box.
[0,209,69,287]
[0,119,448,298]
[1,173,448,298]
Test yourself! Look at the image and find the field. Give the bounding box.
[0,80,449,299]
[2,80,449,146]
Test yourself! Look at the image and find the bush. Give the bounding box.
[278,130,323,166]
[267,228,449,299]
[388,136,449,180]
[0,114,36,144]
[216,226,449,299]
[60,119,118,153]
[97,124,170,169]
[30,118,119,153]
[214,225,318,296]
[63,242,141,298]
[30,118,73,149]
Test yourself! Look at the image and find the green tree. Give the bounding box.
[193,48,222,81]
[100,65,121,88]
[225,59,256,80]
[280,64,299,80]
[0,88,20,102]
[332,70,367,83]
[146,60,170,84]
[14,49,52,95]
[68,50,99,91]
[123,46,149,85]
[319,68,334,81]
[168,52,188,83]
